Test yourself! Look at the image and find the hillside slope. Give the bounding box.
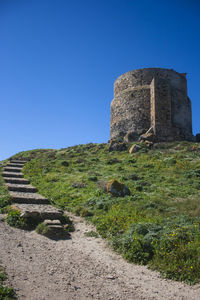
[1,141,200,284]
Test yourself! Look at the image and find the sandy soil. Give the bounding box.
[0,213,200,300]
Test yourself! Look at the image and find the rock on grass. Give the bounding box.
[106,179,130,197]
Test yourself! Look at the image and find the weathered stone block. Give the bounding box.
[124,131,139,142]
[108,141,127,152]
[129,144,142,154]
[106,179,130,197]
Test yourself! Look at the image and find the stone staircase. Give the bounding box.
[2,159,66,237]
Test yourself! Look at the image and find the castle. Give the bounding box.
[110,68,194,142]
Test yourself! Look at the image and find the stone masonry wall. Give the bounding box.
[110,68,193,141]
[150,77,173,141]
[110,86,150,138]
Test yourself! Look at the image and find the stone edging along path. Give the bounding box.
[2,159,66,236]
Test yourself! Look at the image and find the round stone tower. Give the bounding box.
[110,68,193,142]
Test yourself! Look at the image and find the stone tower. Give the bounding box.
[110,68,193,142]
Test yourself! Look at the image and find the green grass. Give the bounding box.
[2,141,200,284]
[0,162,11,212]
[5,209,36,230]
[0,163,17,299]
[84,230,99,238]
[0,266,16,299]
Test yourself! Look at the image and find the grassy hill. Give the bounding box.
[1,141,200,284]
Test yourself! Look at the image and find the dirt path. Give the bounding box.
[0,213,200,300]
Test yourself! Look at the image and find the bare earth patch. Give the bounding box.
[0,213,200,300]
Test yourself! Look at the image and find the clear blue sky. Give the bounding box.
[0,0,200,160]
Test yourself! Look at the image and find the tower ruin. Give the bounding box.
[110,68,193,142]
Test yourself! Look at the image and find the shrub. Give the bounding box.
[6,209,39,230]
[0,267,16,299]
[0,205,12,214]
[0,284,16,299]
[110,217,200,284]
[36,222,50,235]
[112,233,154,264]
[111,222,161,264]
[86,195,118,211]
[74,206,93,217]
[151,222,200,284]
[6,209,28,229]
[0,173,11,209]
[84,230,99,238]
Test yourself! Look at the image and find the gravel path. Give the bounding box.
[0,213,199,300]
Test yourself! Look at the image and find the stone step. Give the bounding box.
[7,163,24,168]
[10,160,28,164]
[43,219,65,237]
[12,204,63,221]
[4,167,23,173]
[2,172,24,178]
[6,183,37,193]
[4,177,30,184]
[46,224,63,230]
[44,219,62,226]
[10,191,49,204]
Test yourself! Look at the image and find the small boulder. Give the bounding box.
[145,140,154,149]
[139,132,156,143]
[106,179,130,197]
[108,141,127,152]
[129,144,142,154]
[124,131,139,143]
